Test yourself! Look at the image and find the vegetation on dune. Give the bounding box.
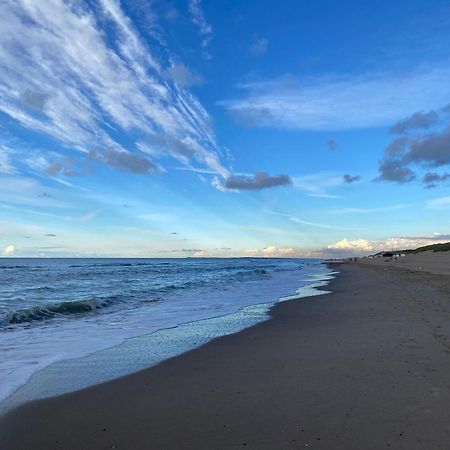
[412,242,450,253]
[369,242,450,257]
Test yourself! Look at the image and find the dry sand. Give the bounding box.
[1,262,450,449]
[358,250,450,276]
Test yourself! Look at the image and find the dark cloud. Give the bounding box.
[405,128,450,167]
[44,233,57,237]
[378,127,450,184]
[46,160,79,177]
[231,107,274,127]
[145,134,198,160]
[326,139,337,150]
[423,171,450,188]
[89,150,158,174]
[390,110,439,134]
[20,89,50,111]
[376,160,416,183]
[167,63,203,87]
[343,174,361,183]
[47,162,63,176]
[377,106,450,186]
[224,172,292,190]
[384,136,411,159]
[47,149,158,178]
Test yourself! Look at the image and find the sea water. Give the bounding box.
[0,258,332,411]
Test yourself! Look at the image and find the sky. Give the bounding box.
[1,0,450,258]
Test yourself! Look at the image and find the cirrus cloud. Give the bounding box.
[220,68,450,131]
[0,0,228,185]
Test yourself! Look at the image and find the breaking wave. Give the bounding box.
[1,296,126,325]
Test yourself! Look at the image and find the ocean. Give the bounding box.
[0,257,332,411]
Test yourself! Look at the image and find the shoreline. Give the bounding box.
[0,263,332,414]
[2,262,450,449]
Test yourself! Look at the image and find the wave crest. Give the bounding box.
[1,296,123,326]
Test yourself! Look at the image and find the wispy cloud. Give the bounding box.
[188,0,212,53]
[220,68,450,130]
[136,212,177,222]
[331,204,407,214]
[0,201,102,223]
[0,146,16,174]
[292,172,346,197]
[427,196,450,208]
[0,174,71,208]
[265,210,350,230]
[0,0,227,183]
[249,36,268,56]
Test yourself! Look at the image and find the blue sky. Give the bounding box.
[1,0,450,257]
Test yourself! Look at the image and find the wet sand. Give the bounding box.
[1,262,450,449]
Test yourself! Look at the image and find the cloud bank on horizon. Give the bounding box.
[1,0,450,258]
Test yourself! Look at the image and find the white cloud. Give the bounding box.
[326,234,450,257]
[0,0,227,181]
[188,0,212,51]
[3,244,15,255]
[221,68,450,130]
[245,246,295,257]
[164,233,450,259]
[328,238,373,252]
